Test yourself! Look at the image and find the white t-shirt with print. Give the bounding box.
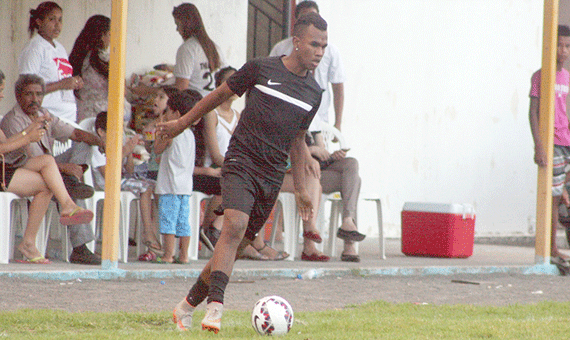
[174,37,225,98]
[18,34,77,123]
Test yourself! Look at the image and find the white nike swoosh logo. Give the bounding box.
[267,79,281,86]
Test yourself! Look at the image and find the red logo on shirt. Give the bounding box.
[54,58,73,79]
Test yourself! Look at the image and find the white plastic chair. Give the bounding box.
[269,192,301,261]
[0,193,29,264]
[83,164,140,263]
[187,191,211,260]
[0,193,55,264]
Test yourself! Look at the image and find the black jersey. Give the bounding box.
[225,56,322,181]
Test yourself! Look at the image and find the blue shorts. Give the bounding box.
[159,194,191,237]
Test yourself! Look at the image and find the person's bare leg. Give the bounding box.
[552,195,569,259]
[203,195,223,230]
[342,239,357,256]
[178,236,190,263]
[21,155,79,215]
[161,234,176,263]
[210,209,249,275]
[140,188,160,247]
[8,169,54,260]
[18,190,53,260]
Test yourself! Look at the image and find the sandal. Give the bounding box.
[59,207,94,225]
[336,228,366,242]
[138,251,157,262]
[301,252,330,262]
[255,242,289,261]
[303,231,322,243]
[238,246,269,261]
[152,257,173,264]
[143,241,165,257]
[16,256,52,264]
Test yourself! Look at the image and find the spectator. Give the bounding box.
[308,131,365,262]
[88,111,159,258]
[154,90,201,263]
[69,15,132,123]
[529,25,570,261]
[19,1,83,124]
[1,74,104,265]
[172,3,225,96]
[136,85,180,261]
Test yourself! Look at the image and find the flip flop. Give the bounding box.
[173,257,189,264]
[15,256,52,264]
[59,207,94,225]
[152,257,173,264]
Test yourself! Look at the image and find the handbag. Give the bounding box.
[0,154,6,191]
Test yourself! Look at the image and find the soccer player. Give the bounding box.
[157,12,327,333]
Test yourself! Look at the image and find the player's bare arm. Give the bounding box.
[156,83,235,140]
[290,129,313,221]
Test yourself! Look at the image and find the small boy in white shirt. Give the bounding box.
[154,90,201,263]
[90,112,159,255]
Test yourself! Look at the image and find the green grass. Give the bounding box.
[1,301,570,339]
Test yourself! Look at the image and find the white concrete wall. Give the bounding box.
[314,0,545,237]
[0,0,557,238]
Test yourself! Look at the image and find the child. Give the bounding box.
[154,90,202,263]
[136,86,180,261]
[90,112,160,256]
[529,25,570,261]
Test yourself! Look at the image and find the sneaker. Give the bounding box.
[69,246,101,265]
[205,226,221,246]
[201,301,223,333]
[61,174,94,200]
[172,298,194,331]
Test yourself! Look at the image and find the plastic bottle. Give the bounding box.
[298,269,317,280]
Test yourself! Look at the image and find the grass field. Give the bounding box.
[2,301,569,339]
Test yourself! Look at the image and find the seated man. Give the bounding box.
[1,74,105,265]
[308,125,365,262]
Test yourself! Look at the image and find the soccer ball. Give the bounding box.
[251,295,294,336]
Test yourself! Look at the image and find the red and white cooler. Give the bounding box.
[401,202,476,258]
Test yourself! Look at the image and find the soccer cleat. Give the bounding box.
[172,298,195,331]
[201,301,224,333]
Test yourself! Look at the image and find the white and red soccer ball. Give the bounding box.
[251,295,294,336]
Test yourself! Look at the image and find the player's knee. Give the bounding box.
[223,213,248,238]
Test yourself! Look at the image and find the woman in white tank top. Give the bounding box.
[203,67,240,168]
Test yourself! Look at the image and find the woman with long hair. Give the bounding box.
[69,15,131,123]
[172,3,225,96]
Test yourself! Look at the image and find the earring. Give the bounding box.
[295,47,299,51]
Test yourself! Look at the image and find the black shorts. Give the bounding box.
[193,174,222,196]
[221,163,282,241]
